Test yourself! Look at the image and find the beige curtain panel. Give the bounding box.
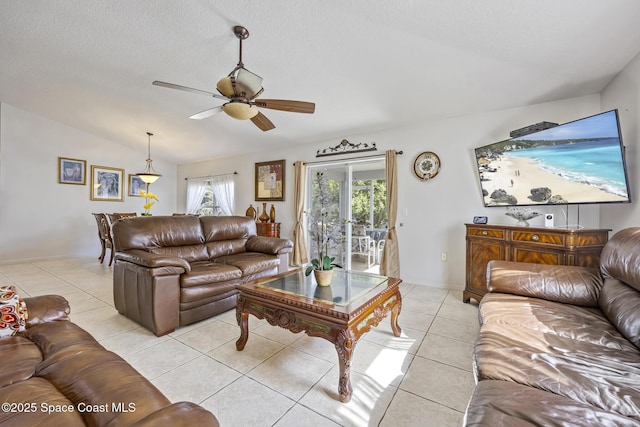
[380,150,400,277]
[291,161,308,266]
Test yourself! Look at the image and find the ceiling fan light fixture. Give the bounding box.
[235,68,263,97]
[223,102,259,120]
[136,132,162,184]
[216,76,235,97]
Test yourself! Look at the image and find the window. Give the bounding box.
[351,179,387,229]
[186,175,235,215]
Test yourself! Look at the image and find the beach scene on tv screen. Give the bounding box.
[475,111,630,206]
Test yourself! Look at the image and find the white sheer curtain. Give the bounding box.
[185,175,236,215]
[186,177,209,214]
[211,175,235,216]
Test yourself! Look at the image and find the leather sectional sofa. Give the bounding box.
[464,227,640,426]
[0,294,218,426]
[112,215,293,336]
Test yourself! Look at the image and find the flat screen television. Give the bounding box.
[474,110,632,207]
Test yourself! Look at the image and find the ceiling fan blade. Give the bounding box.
[152,81,228,101]
[251,111,275,131]
[189,106,223,120]
[253,99,315,114]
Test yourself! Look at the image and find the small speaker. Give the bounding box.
[544,213,554,228]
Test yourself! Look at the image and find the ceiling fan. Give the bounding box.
[153,25,315,131]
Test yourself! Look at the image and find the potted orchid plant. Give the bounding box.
[305,171,342,286]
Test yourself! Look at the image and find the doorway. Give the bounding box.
[307,159,386,273]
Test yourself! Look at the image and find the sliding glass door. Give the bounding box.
[307,158,386,273]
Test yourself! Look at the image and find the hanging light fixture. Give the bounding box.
[136,132,162,184]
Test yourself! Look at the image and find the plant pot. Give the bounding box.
[313,269,333,287]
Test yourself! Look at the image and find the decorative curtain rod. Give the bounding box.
[295,150,403,167]
[185,171,238,181]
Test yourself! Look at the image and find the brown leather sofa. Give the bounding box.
[464,227,640,426]
[112,215,293,336]
[0,295,218,426]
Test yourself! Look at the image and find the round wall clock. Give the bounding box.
[413,151,441,180]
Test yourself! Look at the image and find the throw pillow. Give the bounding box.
[0,286,28,338]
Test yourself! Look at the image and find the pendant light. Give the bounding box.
[136,132,161,184]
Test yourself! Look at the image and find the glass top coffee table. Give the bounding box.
[236,269,402,403]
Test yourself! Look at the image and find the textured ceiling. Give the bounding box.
[2,1,640,164]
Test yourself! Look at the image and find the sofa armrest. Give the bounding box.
[487,260,603,307]
[116,249,191,273]
[246,236,293,255]
[23,295,70,327]
[131,402,219,427]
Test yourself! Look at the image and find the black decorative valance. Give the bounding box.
[316,139,377,157]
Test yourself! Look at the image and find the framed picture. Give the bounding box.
[58,157,86,185]
[255,159,285,201]
[90,165,124,201]
[128,174,146,197]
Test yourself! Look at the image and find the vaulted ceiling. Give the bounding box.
[2,1,640,164]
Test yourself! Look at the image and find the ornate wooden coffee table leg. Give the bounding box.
[236,311,249,350]
[334,328,356,403]
[390,290,402,337]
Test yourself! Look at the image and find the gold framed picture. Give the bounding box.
[90,165,124,201]
[255,159,285,201]
[58,157,86,185]
[128,174,146,197]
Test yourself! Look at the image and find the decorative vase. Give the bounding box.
[313,269,333,287]
[269,204,276,223]
[259,202,270,223]
[246,204,257,220]
[505,207,540,228]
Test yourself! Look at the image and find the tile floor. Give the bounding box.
[0,257,480,427]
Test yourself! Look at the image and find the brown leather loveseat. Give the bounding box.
[0,294,218,426]
[464,227,640,426]
[112,215,293,336]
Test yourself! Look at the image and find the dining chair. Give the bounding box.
[92,213,114,266]
[113,212,137,220]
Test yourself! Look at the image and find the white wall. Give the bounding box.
[0,103,178,262]
[601,51,640,234]
[178,94,603,289]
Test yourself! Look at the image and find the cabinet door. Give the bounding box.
[467,239,505,295]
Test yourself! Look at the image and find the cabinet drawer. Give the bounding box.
[467,227,505,239]
[511,231,564,246]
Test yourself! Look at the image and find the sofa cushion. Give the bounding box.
[151,244,208,263]
[599,278,640,350]
[465,380,640,427]
[0,335,42,387]
[476,293,640,419]
[600,227,640,292]
[200,215,255,242]
[487,261,602,307]
[0,377,86,425]
[206,239,249,259]
[0,285,27,337]
[215,252,280,275]
[113,215,204,252]
[180,261,242,288]
[26,321,174,426]
[23,295,69,327]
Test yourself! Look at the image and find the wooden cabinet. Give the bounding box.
[464,223,609,303]
[256,222,281,238]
